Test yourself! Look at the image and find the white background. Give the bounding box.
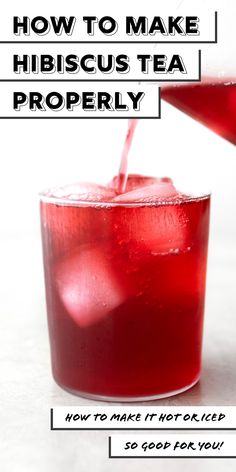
[1,1,236,472]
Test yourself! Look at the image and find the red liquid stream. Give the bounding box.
[162,79,236,145]
[117,119,138,193]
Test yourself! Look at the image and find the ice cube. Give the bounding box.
[108,174,171,192]
[112,193,189,256]
[55,246,130,328]
[50,182,116,202]
[41,182,116,259]
[128,205,188,255]
[140,205,189,254]
[113,182,178,203]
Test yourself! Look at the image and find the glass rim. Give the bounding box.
[39,190,211,208]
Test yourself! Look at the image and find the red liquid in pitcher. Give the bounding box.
[41,176,210,399]
[162,79,236,145]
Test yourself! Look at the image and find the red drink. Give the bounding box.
[162,79,236,145]
[40,176,210,400]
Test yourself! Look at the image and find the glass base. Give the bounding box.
[55,376,200,402]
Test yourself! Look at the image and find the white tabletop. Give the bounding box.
[1,235,236,472]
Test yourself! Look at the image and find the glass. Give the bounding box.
[40,187,210,401]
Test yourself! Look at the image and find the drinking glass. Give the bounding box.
[40,184,210,401]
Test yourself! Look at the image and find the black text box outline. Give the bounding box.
[50,409,236,431]
[0,82,161,119]
[0,50,201,82]
[108,437,236,459]
[0,12,217,44]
